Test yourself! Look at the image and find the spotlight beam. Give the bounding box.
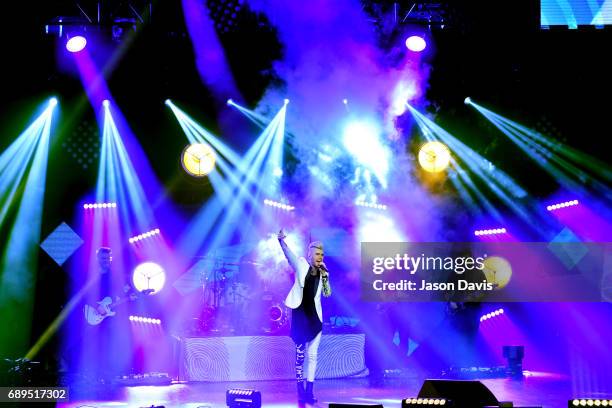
[167,102,243,166]
[0,110,54,224]
[240,105,288,229]
[98,106,154,233]
[449,158,502,220]
[494,117,591,194]
[407,102,558,237]
[207,106,288,250]
[174,103,287,257]
[168,102,263,201]
[499,112,612,182]
[227,100,271,128]
[169,103,273,206]
[0,100,55,356]
[469,101,612,200]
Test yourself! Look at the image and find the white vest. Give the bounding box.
[284,257,323,322]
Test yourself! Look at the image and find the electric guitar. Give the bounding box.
[84,289,154,325]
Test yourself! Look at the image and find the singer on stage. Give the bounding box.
[278,229,332,404]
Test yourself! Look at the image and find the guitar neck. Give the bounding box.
[106,289,153,309]
[109,296,131,309]
[108,289,152,308]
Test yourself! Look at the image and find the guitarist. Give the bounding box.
[91,247,137,320]
[79,247,136,383]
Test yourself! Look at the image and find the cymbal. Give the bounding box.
[242,260,263,266]
[222,260,263,266]
[192,254,265,266]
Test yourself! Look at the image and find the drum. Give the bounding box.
[199,306,216,332]
[223,282,250,306]
[267,303,289,334]
[268,303,285,322]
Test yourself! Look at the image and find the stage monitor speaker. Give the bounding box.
[226,388,261,407]
[329,405,384,408]
[417,379,499,408]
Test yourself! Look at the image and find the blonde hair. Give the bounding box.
[308,241,323,252]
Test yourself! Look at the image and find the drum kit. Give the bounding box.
[191,258,289,335]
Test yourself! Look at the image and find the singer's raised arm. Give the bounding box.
[278,231,299,272]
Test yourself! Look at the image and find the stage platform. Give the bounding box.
[178,334,368,381]
[58,372,598,408]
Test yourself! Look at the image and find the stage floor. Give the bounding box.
[57,371,598,408]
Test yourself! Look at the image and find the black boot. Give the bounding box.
[297,381,306,403]
[305,381,317,403]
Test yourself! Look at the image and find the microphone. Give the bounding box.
[319,263,329,280]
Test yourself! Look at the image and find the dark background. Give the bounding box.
[0,0,610,366]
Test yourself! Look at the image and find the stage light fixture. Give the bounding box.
[418,141,450,173]
[343,98,348,104]
[83,202,117,209]
[474,228,507,236]
[482,256,512,289]
[111,17,136,42]
[181,143,216,177]
[130,315,161,325]
[546,199,579,211]
[263,198,294,211]
[284,98,289,105]
[414,379,499,408]
[129,228,161,244]
[66,35,87,52]
[403,398,450,407]
[570,400,612,407]
[464,97,472,105]
[48,97,58,107]
[405,35,426,52]
[480,308,505,322]
[226,388,261,408]
[132,262,165,294]
[103,99,110,108]
[355,200,387,210]
[343,121,389,187]
[503,345,524,378]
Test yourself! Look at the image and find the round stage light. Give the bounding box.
[464,97,472,105]
[132,262,165,294]
[405,35,426,52]
[418,141,451,173]
[49,97,58,107]
[102,100,110,108]
[181,143,216,177]
[66,35,87,53]
[482,256,513,289]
